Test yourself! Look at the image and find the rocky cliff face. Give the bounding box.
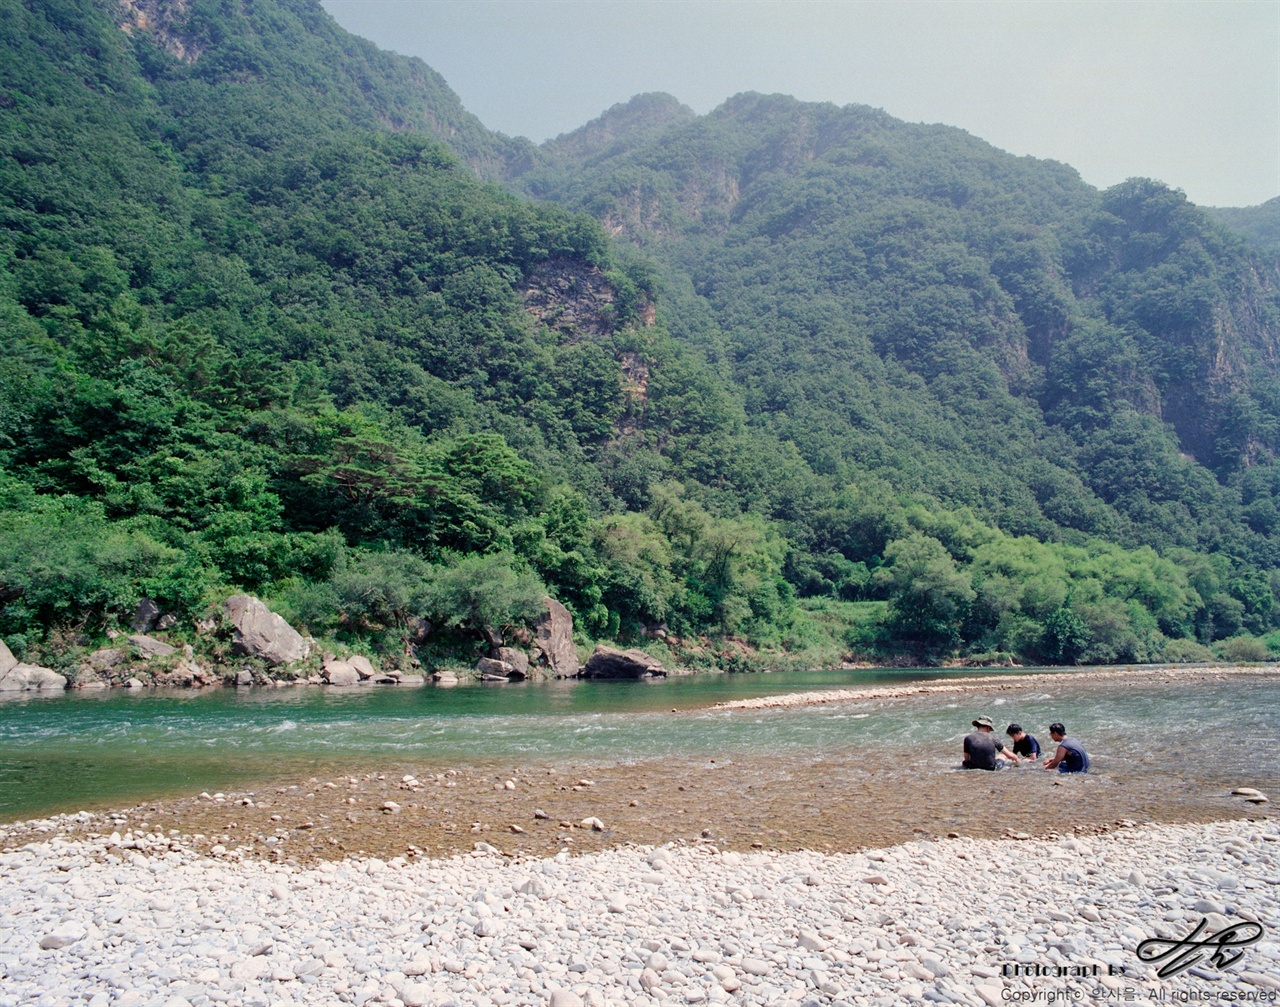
[117,0,200,62]
[519,258,621,338]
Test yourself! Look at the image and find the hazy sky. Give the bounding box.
[319,0,1278,208]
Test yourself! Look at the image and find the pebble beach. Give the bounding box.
[1,816,1277,1007]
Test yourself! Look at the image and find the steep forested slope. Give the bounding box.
[508,93,1280,658]
[1211,197,1280,266]
[516,93,1280,551]
[0,0,631,662]
[3,0,1280,670]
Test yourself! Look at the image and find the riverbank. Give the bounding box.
[1,818,1276,1007]
[713,664,1280,709]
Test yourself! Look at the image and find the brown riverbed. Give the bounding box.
[4,747,1270,864]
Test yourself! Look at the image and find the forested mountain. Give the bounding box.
[515,93,1280,549]
[507,93,1280,660]
[3,0,1280,672]
[1210,197,1280,266]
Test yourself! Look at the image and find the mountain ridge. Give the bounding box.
[3,0,1280,673]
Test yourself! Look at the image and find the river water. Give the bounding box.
[1,667,1277,822]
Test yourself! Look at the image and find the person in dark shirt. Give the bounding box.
[1043,722,1090,773]
[962,716,1014,770]
[1005,723,1040,761]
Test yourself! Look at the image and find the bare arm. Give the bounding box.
[1043,745,1066,770]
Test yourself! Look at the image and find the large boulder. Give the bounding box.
[129,634,176,658]
[224,595,311,666]
[495,647,530,676]
[533,598,578,678]
[580,645,667,679]
[476,657,514,681]
[86,648,127,673]
[0,663,68,691]
[347,655,377,680]
[131,598,162,633]
[322,655,359,686]
[0,639,16,678]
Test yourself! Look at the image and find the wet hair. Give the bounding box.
[1049,722,1066,736]
[1006,724,1022,735]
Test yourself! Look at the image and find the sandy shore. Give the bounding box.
[1,818,1276,1007]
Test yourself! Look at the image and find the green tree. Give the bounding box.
[423,552,546,646]
[1041,605,1090,665]
[875,533,975,652]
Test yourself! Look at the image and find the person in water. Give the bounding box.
[1005,723,1040,761]
[962,716,1016,770]
[1043,722,1090,773]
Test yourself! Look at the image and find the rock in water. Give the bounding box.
[224,594,310,666]
[533,597,578,678]
[580,644,667,679]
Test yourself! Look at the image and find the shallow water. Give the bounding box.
[1,668,1276,820]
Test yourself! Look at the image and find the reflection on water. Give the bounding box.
[1,668,1276,820]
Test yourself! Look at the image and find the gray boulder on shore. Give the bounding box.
[580,644,667,679]
[224,595,311,666]
[0,639,67,690]
[495,647,530,677]
[476,657,514,680]
[533,597,578,678]
[0,662,68,691]
[128,634,176,658]
[86,648,127,673]
[321,655,359,686]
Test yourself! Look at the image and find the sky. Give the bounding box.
[319,0,1279,208]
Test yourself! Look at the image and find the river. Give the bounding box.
[1,666,1277,823]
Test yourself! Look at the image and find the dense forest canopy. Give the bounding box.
[3,0,1280,672]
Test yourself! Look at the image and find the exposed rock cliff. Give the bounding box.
[520,258,621,338]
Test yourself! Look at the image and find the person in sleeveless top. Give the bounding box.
[1042,722,1089,773]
